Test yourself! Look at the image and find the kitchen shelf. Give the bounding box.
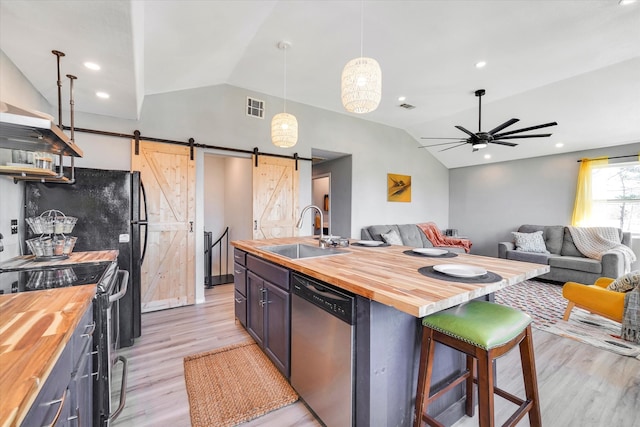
[1,102,82,183]
[0,106,83,157]
[0,166,69,182]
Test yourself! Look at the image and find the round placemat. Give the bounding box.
[403,250,457,258]
[352,242,390,247]
[418,266,503,283]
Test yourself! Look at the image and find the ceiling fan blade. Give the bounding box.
[439,142,469,152]
[455,126,476,138]
[490,140,518,147]
[488,118,519,135]
[496,133,552,140]
[420,137,468,140]
[493,122,557,138]
[419,140,467,148]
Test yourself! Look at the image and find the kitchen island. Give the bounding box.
[232,237,549,427]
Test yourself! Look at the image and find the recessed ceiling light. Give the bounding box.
[619,0,636,5]
[398,96,406,102]
[96,91,110,99]
[84,62,100,71]
[475,61,487,68]
[484,154,491,159]
[555,142,564,148]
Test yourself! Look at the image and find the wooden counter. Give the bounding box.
[232,237,549,318]
[0,285,95,426]
[0,250,118,272]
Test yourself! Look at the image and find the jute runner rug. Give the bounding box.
[495,280,640,360]
[183,341,298,427]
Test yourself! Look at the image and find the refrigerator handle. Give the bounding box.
[140,181,149,265]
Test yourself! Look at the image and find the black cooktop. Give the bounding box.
[0,262,117,295]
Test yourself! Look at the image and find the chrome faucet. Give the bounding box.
[297,205,324,244]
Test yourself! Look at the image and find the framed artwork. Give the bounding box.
[387,173,411,202]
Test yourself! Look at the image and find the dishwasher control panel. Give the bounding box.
[292,273,354,325]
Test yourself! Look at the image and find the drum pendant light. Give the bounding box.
[341,1,381,114]
[271,41,298,148]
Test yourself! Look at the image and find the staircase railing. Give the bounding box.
[204,227,234,288]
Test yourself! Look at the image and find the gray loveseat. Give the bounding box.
[361,223,466,253]
[498,224,632,283]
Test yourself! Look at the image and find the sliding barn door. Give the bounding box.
[252,156,299,239]
[132,140,195,312]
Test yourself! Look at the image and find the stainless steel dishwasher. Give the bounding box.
[291,273,355,427]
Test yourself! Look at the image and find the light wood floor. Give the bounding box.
[112,284,640,427]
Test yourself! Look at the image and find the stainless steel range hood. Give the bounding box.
[0,101,83,157]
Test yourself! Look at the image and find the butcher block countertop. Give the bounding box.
[232,237,550,318]
[0,250,118,272]
[0,285,95,426]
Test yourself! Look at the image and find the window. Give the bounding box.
[590,161,640,232]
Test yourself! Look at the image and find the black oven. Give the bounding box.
[0,261,128,426]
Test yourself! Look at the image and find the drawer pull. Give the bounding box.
[235,298,243,303]
[81,321,96,338]
[46,387,68,426]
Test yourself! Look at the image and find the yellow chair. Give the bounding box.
[562,277,625,323]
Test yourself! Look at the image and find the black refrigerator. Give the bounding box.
[24,167,146,348]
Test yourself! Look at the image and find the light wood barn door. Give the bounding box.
[252,156,299,239]
[132,140,195,312]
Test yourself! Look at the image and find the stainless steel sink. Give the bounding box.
[259,243,349,259]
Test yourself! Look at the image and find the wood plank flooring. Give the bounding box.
[112,284,640,427]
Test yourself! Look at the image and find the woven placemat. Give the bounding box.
[402,249,458,258]
[184,341,298,427]
[418,266,503,283]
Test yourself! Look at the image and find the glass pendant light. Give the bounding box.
[271,41,298,148]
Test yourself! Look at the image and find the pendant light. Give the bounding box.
[271,41,298,148]
[341,1,381,114]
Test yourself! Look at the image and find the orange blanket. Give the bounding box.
[417,222,472,253]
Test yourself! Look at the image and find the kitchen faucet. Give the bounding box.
[296,205,324,245]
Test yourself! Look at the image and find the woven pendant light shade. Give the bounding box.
[341,56,382,114]
[271,112,298,148]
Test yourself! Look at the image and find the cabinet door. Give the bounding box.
[22,346,72,427]
[264,281,290,378]
[246,271,265,347]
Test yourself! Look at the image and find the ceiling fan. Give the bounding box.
[420,89,557,152]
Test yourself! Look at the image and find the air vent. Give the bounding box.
[399,103,416,110]
[246,97,265,119]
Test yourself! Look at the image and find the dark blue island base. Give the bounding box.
[355,294,494,427]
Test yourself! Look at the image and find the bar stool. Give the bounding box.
[414,300,541,427]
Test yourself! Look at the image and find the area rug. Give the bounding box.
[495,280,640,359]
[183,341,298,427]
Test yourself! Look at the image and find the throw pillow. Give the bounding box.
[511,231,549,254]
[607,271,640,293]
[381,229,403,246]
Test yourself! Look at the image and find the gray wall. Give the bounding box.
[313,155,352,238]
[450,142,640,256]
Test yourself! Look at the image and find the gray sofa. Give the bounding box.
[360,223,466,253]
[498,224,632,283]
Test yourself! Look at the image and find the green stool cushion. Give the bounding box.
[422,301,532,350]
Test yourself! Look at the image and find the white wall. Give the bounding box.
[0,50,52,261]
[450,142,640,257]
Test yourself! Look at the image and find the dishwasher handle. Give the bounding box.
[299,282,351,303]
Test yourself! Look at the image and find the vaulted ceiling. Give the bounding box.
[1,0,639,168]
